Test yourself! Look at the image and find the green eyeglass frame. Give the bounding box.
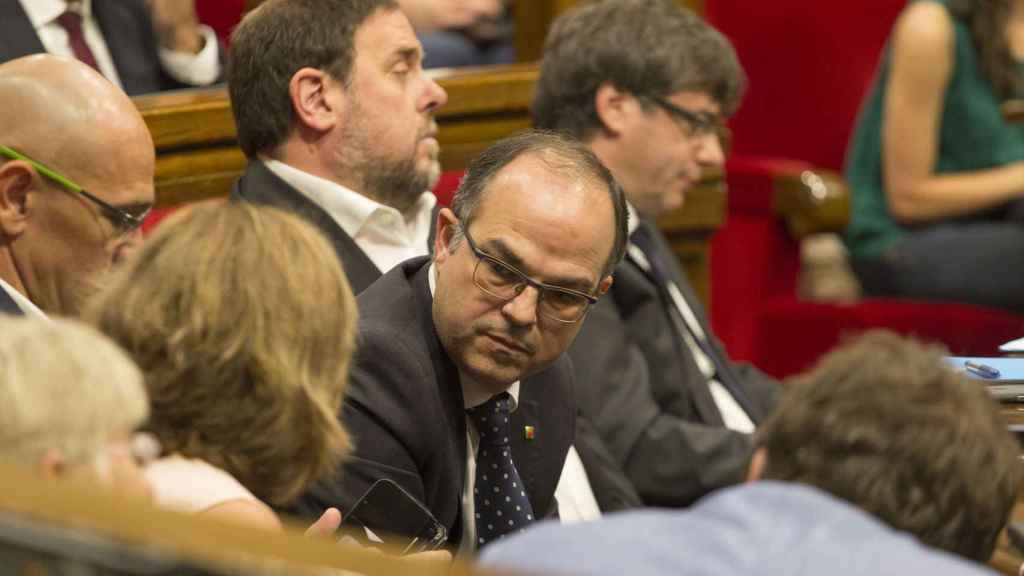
[0,146,150,232]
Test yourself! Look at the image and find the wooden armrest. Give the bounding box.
[1002,100,1024,125]
[772,168,850,239]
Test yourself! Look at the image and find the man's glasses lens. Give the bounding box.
[473,256,591,323]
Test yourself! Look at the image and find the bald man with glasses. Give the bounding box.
[0,55,154,318]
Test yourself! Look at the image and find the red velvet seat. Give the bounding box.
[705,0,1024,377]
[195,1,246,45]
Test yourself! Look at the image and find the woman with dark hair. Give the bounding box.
[844,0,1024,312]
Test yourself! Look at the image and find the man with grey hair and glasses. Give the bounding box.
[294,130,629,554]
[0,55,154,318]
[536,0,780,511]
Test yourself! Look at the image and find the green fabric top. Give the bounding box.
[843,0,1024,261]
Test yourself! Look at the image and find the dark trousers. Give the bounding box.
[853,220,1024,313]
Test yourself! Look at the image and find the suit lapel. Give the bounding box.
[409,258,468,532]
[509,396,542,514]
[231,161,383,294]
[0,2,46,61]
[627,222,726,425]
[0,285,25,317]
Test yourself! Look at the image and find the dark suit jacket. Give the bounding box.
[0,285,24,316]
[292,257,575,548]
[0,0,223,96]
[570,220,780,508]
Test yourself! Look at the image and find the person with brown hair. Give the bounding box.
[535,0,778,512]
[86,202,357,532]
[845,0,1024,311]
[481,331,1021,574]
[229,0,446,294]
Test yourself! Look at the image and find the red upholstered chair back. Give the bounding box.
[196,0,246,45]
[705,0,907,171]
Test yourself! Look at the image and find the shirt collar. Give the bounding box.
[427,263,520,411]
[22,0,93,29]
[625,200,640,236]
[260,158,435,240]
[0,277,48,320]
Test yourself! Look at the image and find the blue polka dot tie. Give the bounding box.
[468,392,534,548]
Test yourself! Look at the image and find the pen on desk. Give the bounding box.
[964,360,1001,379]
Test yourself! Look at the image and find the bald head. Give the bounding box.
[0,55,153,174]
[0,56,155,316]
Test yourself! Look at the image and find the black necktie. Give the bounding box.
[467,392,534,548]
[629,224,755,417]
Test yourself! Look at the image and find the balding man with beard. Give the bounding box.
[0,55,154,317]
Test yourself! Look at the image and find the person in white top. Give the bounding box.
[229,0,448,294]
[0,55,154,318]
[3,0,222,95]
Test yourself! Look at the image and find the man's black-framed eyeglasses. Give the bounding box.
[645,94,722,138]
[462,227,598,324]
[0,146,151,233]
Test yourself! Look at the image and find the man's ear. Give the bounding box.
[432,207,459,265]
[594,82,634,137]
[288,67,342,134]
[596,274,614,296]
[746,447,767,483]
[0,161,36,237]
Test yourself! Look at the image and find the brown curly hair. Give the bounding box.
[759,330,1021,562]
[87,201,357,506]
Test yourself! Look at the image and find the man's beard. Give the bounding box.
[360,152,431,215]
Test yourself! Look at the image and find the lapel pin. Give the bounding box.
[524,426,535,441]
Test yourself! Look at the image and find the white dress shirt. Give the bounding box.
[625,202,754,433]
[263,159,437,275]
[0,278,47,319]
[20,0,220,90]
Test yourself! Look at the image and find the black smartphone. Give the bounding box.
[342,479,448,554]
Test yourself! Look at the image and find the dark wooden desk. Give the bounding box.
[133,64,725,306]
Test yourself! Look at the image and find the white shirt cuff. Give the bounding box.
[157,24,221,86]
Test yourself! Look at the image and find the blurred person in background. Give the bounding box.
[482,331,1022,575]
[845,0,1024,312]
[0,316,152,500]
[398,0,514,68]
[0,0,223,95]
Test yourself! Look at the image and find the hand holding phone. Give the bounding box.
[342,479,448,554]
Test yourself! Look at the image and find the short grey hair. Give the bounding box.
[0,316,148,468]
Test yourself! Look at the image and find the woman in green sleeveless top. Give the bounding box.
[844,0,1024,313]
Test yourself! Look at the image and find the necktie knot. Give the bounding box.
[56,10,84,31]
[468,392,512,447]
[54,9,101,74]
